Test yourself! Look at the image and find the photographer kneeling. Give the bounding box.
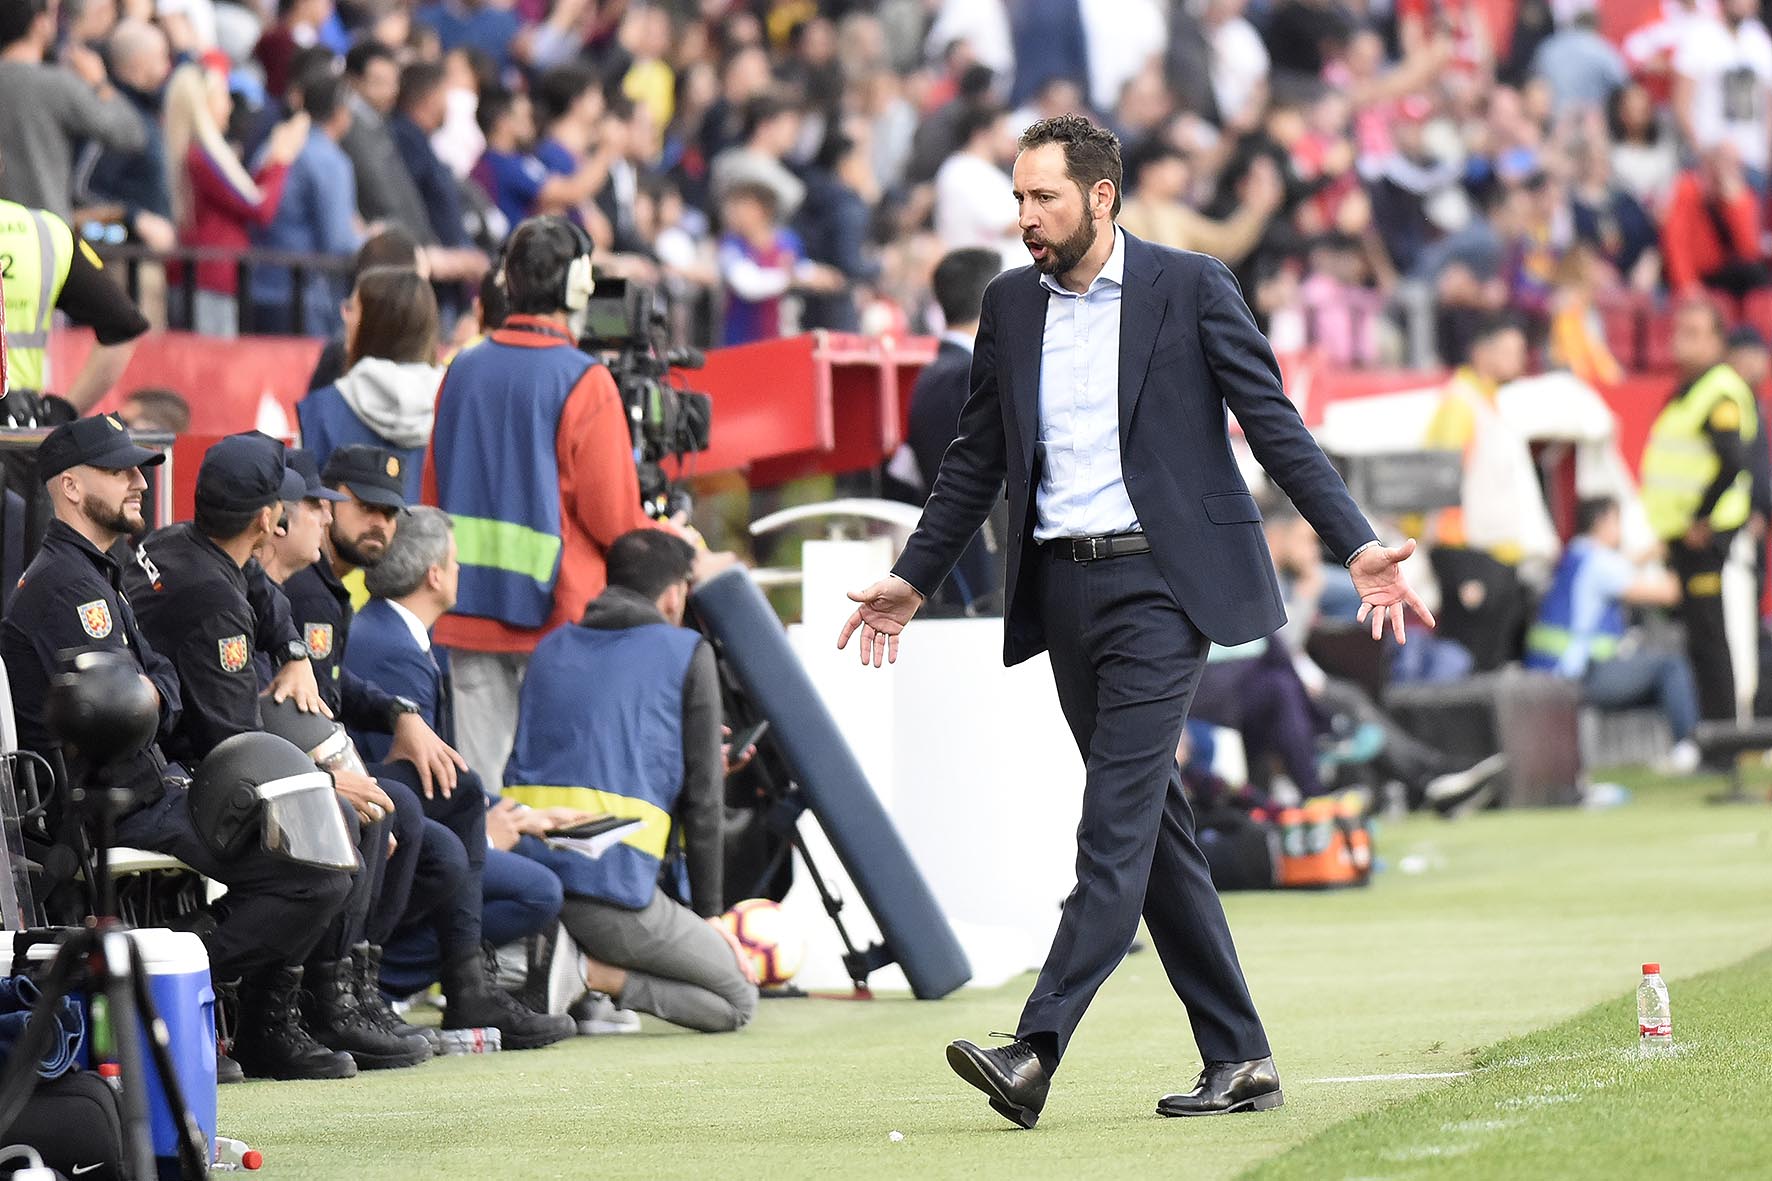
[506,530,759,1033]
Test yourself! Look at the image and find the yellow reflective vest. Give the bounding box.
[0,199,75,394]
[1640,363,1759,540]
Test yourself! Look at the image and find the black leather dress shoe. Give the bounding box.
[946,1038,1050,1129]
[1156,1057,1283,1117]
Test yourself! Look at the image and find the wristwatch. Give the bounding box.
[274,638,309,667]
[387,697,422,728]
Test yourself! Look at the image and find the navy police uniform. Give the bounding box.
[0,419,349,976]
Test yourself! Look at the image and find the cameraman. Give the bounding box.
[425,214,671,779]
[505,529,758,1033]
[0,419,354,1083]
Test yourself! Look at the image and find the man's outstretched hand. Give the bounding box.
[836,575,924,667]
[1349,539,1435,643]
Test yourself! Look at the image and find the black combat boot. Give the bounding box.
[213,978,244,1085]
[302,957,429,1070]
[442,943,575,1050]
[351,943,439,1056]
[230,966,358,1081]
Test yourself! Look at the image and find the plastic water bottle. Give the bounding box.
[1637,963,1672,1053]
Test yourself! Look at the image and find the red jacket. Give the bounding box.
[426,317,665,654]
[1661,171,1762,293]
[177,143,288,296]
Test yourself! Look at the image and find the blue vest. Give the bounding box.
[296,385,426,503]
[1524,540,1625,676]
[503,621,702,908]
[431,331,594,628]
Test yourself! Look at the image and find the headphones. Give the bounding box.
[559,218,596,312]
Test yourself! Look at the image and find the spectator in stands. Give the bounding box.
[1116,140,1281,266]
[1608,81,1679,208]
[710,91,806,223]
[933,103,1020,270]
[1661,143,1768,299]
[163,58,305,337]
[1526,497,1701,773]
[0,423,362,1084]
[424,215,674,780]
[1530,7,1627,114]
[81,17,175,252]
[0,0,146,219]
[299,267,441,500]
[119,386,191,433]
[339,41,432,241]
[306,226,422,391]
[390,61,473,253]
[1423,312,1557,671]
[254,0,336,100]
[505,529,759,1033]
[472,86,548,229]
[792,124,879,333]
[532,62,620,232]
[1570,130,1660,293]
[346,507,600,1028]
[1641,299,1759,723]
[416,0,519,76]
[1548,243,1624,388]
[249,65,362,335]
[1366,95,1465,280]
[716,181,841,347]
[1671,0,1772,186]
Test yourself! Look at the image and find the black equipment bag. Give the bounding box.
[0,1069,125,1180]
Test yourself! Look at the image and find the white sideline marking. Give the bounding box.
[1310,1071,1471,1083]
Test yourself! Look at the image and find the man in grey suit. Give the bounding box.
[838,116,1431,1128]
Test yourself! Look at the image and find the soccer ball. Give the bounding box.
[717,898,805,986]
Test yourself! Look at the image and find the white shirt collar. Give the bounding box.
[387,599,432,653]
[1039,226,1125,297]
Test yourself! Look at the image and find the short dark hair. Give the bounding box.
[1470,310,1525,347]
[194,498,264,542]
[955,102,1005,148]
[536,62,600,126]
[1576,497,1619,536]
[397,60,445,114]
[741,92,796,141]
[1125,138,1185,190]
[0,0,48,51]
[350,267,438,366]
[353,226,420,280]
[476,85,518,137]
[720,179,779,220]
[287,45,339,103]
[344,39,394,79]
[121,387,191,433]
[502,216,582,315]
[932,248,999,328]
[299,63,348,122]
[1017,114,1123,218]
[605,530,696,601]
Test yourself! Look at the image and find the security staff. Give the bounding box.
[0,186,150,411]
[282,444,570,1050]
[123,432,431,1071]
[0,417,355,1083]
[1641,301,1761,722]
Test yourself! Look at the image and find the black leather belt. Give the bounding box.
[1046,532,1151,562]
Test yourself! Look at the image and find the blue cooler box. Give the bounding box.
[1,928,217,1171]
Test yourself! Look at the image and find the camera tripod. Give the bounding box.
[0,659,212,1179]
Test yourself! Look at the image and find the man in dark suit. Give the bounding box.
[893,247,1007,613]
[838,115,1430,1128]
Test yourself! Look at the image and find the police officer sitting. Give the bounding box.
[0,417,355,1083]
[279,445,572,1050]
[124,433,432,1072]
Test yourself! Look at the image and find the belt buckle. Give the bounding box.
[1079,536,1103,562]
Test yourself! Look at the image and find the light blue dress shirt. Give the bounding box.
[1034,227,1140,540]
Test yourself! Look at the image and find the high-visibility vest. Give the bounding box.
[1524,539,1624,677]
[1640,363,1759,540]
[0,200,75,394]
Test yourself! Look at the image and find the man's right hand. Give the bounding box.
[333,770,395,827]
[837,574,923,667]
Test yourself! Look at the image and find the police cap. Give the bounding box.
[36,414,166,482]
[287,449,348,502]
[196,432,306,511]
[321,445,408,510]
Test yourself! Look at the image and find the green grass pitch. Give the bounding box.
[218,772,1772,1179]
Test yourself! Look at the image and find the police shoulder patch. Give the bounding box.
[218,634,250,673]
[77,599,113,639]
[304,622,334,660]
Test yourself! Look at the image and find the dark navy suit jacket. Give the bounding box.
[892,232,1377,665]
[343,597,451,763]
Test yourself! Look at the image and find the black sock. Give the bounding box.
[1025,1031,1058,1075]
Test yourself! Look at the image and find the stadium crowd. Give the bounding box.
[2,0,1772,1092]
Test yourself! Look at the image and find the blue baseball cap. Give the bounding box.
[196,432,306,511]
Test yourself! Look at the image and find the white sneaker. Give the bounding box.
[1424,753,1508,818]
[1657,739,1702,776]
[569,992,641,1035]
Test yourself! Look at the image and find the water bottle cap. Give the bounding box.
[1642,963,1660,975]
[97,1062,121,1078]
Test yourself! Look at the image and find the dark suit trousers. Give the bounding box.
[1016,549,1270,1066]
